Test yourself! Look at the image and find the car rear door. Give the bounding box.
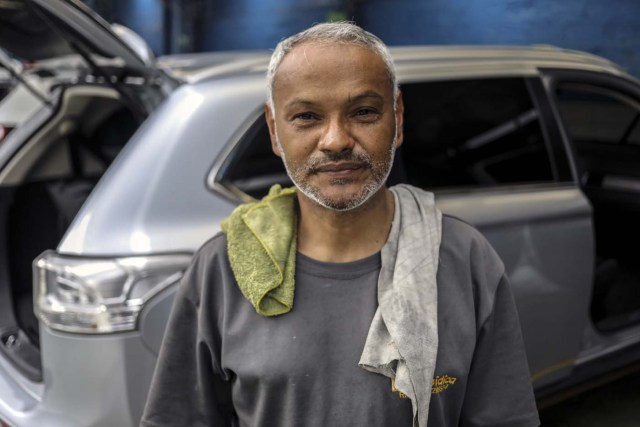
[544,69,640,335]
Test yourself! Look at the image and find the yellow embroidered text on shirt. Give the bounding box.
[392,374,458,397]
[432,375,457,394]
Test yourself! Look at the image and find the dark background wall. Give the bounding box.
[84,0,640,78]
[358,0,639,78]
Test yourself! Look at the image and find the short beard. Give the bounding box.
[275,128,397,212]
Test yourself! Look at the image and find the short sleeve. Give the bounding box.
[140,249,233,427]
[459,275,540,427]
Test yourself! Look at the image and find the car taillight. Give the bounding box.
[33,251,192,334]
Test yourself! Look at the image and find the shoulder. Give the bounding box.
[437,215,507,326]
[186,231,234,277]
[440,214,488,248]
[390,184,500,272]
[177,232,234,302]
[439,214,504,280]
[194,231,228,260]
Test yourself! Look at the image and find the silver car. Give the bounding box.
[1,1,640,426]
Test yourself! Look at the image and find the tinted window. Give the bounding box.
[556,83,640,146]
[401,78,552,189]
[220,77,553,200]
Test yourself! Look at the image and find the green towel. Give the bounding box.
[220,185,297,316]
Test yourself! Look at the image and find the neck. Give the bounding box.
[296,187,395,262]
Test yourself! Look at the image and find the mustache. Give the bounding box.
[305,150,373,174]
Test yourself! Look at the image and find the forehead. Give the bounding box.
[272,42,392,104]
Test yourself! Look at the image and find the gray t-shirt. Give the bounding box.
[141,215,540,427]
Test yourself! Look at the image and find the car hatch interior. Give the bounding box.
[0,86,139,380]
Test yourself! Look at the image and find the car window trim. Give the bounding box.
[207,105,265,204]
[526,76,574,183]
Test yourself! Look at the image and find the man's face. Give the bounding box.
[265,42,404,211]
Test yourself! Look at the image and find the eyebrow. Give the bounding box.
[284,98,318,109]
[348,91,384,103]
[284,91,385,110]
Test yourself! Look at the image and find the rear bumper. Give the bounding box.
[0,285,175,427]
[0,328,155,427]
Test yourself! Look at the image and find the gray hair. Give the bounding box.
[266,22,398,109]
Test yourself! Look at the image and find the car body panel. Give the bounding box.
[159,45,626,84]
[58,78,266,255]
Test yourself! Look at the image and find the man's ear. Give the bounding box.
[265,103,282,157]
[394,91,405,149]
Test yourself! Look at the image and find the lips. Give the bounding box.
[313,162,367,174]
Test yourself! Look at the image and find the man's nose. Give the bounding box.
[318,117,355,153]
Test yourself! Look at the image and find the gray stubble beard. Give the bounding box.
[275,125,398,212]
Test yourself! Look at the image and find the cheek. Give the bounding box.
[278,130,319,157]
[357,125,395,154]
[293,147,318,169]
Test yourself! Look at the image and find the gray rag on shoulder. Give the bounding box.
[359,184,442,427]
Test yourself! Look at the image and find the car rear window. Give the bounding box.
[401,77,553,189]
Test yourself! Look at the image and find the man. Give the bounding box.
[141,22,540,427]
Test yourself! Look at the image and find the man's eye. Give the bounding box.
[293,112,316,121]
[353,108,380,120]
